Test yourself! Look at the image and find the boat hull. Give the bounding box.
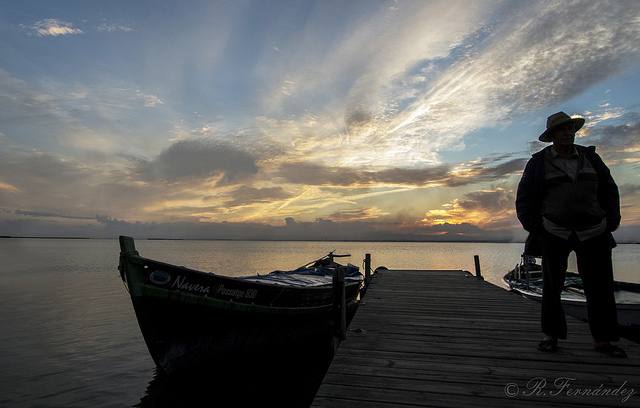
[130,292,358,374]
[503,268,640,343]
[119,243,361,375]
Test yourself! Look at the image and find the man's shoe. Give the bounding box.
[537,338,558,352]
[594,343,627,358]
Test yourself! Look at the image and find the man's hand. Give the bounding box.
[606,216,620,232]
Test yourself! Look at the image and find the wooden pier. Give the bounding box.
[312,268,640,407]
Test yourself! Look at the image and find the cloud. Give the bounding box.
[458,189,514,212]
[0,181,19,192]
[136,91,164,107]
[0,146,179,221]
[578,113,640,165]
[388,0,640,157]
[24,19,133,37]
[256,0,640,168]
[0,68,174,155]
[326,207,390,222]
[96,22,134,32]
[5,208,639,242]
[275,155,526,187]
[2,2,639,242]
[221,186,293,207]
[0,148,114,219]
[275,161,453,186]
[134,139,259,184]
[0,68,59,125]
[30,19,83,37]
[14,209,95,220]
[579,104,627,132]
[0,214,524,242]
[0,141,274,226]
[446,158,528,186]
[421,188,517,230]
[255,1,499,166]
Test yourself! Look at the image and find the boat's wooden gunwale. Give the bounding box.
[137,283,357,315]
[124,253,362,292]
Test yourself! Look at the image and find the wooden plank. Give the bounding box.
[330,347,640,376]
[319,373,632,408]
[312,269,640,407]
[314,383,602,408]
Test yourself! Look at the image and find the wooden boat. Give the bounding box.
[118,235,363,377]
[503,254,640,342]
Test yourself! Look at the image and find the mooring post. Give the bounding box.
[333,266,346,340]
[364,253,371,283]
[474,255,483,280]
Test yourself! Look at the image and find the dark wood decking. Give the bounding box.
[312,270,640,407]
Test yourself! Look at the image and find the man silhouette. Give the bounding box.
[515,111,626,358]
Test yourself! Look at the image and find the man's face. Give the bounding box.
[551,122,575,145]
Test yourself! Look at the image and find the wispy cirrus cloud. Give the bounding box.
[0,68,171,156]
[96,22,134,33]
[253,0,640,168]
[136,91,164,107]
[386,0,640,161]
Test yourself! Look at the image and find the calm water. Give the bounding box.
[0,238,638,407]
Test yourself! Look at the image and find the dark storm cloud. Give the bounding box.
[274,162,372,185]
[476,158,528,180]
[14,210,95,220]
[426,222,485,235]
[589,121,640,148]
[134,139,259,184]
[458,189,514,212]
[581,119,640,165]
[376,166,452,185]
[344,109,373,134]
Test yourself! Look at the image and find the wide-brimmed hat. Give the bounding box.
[538,111,585,142]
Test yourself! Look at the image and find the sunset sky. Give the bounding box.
[1,0,639,241]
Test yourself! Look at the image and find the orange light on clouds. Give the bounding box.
[420,189,518,230]
[0,181,20,192]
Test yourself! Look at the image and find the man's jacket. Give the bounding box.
[515,144,620,256]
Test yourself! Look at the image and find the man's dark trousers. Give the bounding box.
[540,228,620,341]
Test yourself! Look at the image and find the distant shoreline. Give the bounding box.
[1,235,638,244]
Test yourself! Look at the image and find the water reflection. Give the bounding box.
[135,349,334,407]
